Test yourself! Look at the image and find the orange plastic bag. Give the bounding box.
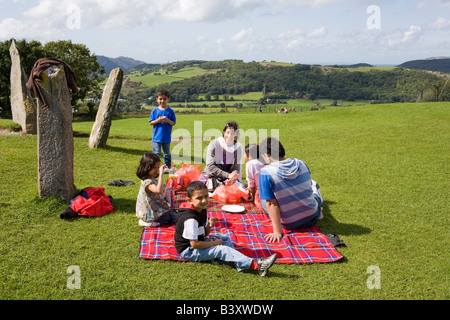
[211,184,249,204]
[175,164,203,190]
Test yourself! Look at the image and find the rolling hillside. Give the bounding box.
[399,57,450,73]
[95,57,448,108]
[97,55,148,74]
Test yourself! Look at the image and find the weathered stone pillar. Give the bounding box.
[88,68,123,149]
[9,39,37,134]
[37,64,76,202]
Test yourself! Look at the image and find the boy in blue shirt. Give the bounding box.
[149,89,176,172]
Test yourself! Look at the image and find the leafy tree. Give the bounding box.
[43,40,104,105]
[0,39,104,116]
[0,39,46,115]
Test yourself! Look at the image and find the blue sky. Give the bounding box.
[1,0,449,65]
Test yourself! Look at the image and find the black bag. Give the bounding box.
[207,176,226,192]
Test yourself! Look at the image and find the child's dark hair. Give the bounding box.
[136,152,160,180]
[186,181,208,198]
[156,89,170,98]
[260,137,285,159]
[245,143,259,160]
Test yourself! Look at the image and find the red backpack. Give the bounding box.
[62,187,114,218]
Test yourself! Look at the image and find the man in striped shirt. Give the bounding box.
[259,137,323,243]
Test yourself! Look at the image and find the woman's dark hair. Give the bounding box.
[260,137,285,159]
[223,121,238,132]
[186,181,208,198]
[136,152,160,180]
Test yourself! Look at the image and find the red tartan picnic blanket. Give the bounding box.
[139,193,343,264]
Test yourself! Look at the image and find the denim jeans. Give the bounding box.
[152,141,171,167]
[179,235,253,271]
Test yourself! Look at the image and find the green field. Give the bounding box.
[127,66,222,87]
[0,102,448,300]
[346,66,397,72]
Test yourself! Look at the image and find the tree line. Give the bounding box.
[1,40,448,118]
[0,39,104,116]
[146,60,447,103]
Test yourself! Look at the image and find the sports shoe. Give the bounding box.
[164,168,170,174]
[311,180,323,203]
[257,253,278,277]
[319,206,324,220]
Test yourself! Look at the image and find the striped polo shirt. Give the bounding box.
[259,158,319,229]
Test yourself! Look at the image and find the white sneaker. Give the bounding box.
[164,168,170,174]
[257,253,278,277]
[311,180,323,203]
[319,206,324,220]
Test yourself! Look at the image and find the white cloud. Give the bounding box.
[0,17,63,40]
[278,26,327,50]
[1,0,448,64]
[0,0,269,39]
[278,28,303,39]
[285,38,303,49]
[274,0,345,9]
[229,28,257,53]
[401,25,422,43]
[159,0,263,22]
[307,26,326,38]
[429,17,450,30]
[0,0,348,35]
[196,36,206,42]
[231,28,254,41]
[415,1,426,9]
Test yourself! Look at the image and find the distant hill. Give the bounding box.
[399,57,450,73]
[97,55,148,74]
[348,63,374,68]
[113,59,448,106]
[324,63,374,68]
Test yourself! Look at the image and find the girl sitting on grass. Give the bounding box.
[135,152,178,227]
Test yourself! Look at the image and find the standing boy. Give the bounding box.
[149,89,176,172]
[174,181,277,277]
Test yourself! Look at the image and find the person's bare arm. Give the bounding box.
[264,198,283,243]
[145,165,167,194]
[190,237,222,250]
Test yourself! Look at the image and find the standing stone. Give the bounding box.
[9,39,37,134]
[89,68,123,149]
[37,64,76,203]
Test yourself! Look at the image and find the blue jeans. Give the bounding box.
[179,235,253,271]
[152,141,171,167]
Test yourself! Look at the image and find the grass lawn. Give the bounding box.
[127,66,221,88]
[0,102,448,300]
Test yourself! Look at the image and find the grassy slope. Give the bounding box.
[126,66,222,88]
[0,102,448,300]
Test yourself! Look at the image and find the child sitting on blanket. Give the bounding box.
[174,181,278,277]
[136,152,179,227]
[244,143,265,203]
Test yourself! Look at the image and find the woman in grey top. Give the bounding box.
[205,122,244,190]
